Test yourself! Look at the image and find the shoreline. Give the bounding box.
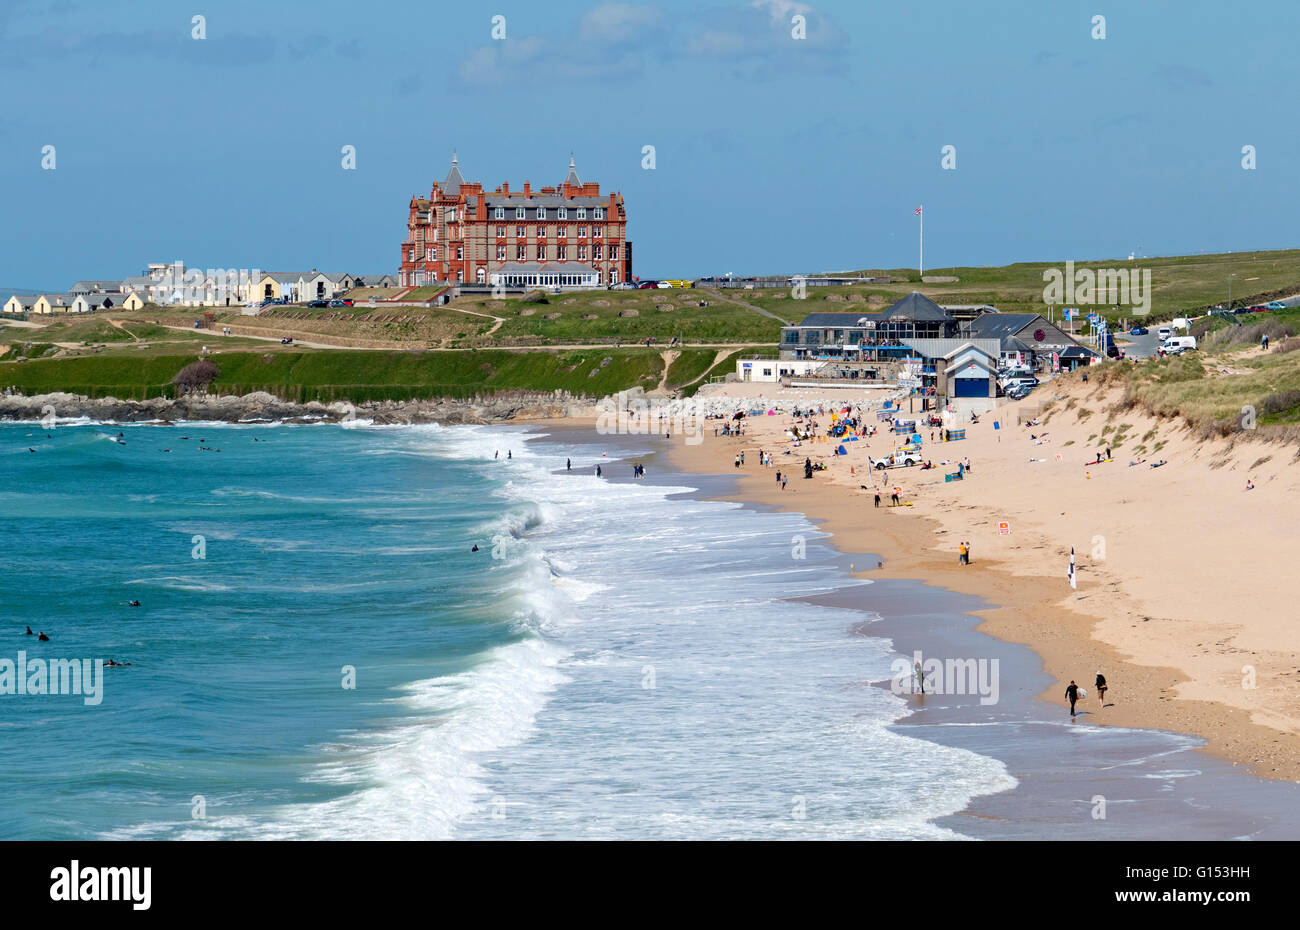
[530,415,1300,838]
[639,385,1300,785]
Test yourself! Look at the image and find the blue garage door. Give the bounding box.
[953,377,988,397]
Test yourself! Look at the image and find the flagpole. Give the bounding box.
[919,206,924,278]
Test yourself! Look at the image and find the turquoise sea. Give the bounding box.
[0,419,1013,839]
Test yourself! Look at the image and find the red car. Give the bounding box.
[1248,305,1269,313]
[637,280,659,289]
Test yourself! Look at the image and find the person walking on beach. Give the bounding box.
[781,475,787,491]
[566,458,571,471]
[890,489,900,506]
[1065,680,1080,717]
[958,541,968,565]
[874,491,881,508]
[1095,671,1108,706]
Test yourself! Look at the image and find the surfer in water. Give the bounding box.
[471,544,479,552]
[1065,680,1080,717]
[24,626,33,635]
[37,632,49,642]
[128,600,141,607]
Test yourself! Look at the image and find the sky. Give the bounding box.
[3,0,1300,289]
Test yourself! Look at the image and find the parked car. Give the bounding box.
[1157,326,1172,339]
[657,282,674,289]
[608,282,637,290]
[1232,307,1252,315]
[1161,335,1198,353]
[328,298,353,307]
[1266,301,1287,310]
[637,281,659,289]
[1248,305,1269,313]
[307,299,329,308]
[1129,325,1148,335]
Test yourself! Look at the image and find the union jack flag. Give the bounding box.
[914,206,923,215]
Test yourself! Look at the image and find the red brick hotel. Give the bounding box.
[398,154,632,289]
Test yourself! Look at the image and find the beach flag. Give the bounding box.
[1068,547,1077,589]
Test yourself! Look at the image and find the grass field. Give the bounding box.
[0,348,667,402]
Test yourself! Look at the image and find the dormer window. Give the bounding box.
[494,207,504,220]
[557,207,567,220]
[516,207,525,219]
[594,207,604,219]
[537,206,546,220]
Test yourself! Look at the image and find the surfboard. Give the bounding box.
[1078,688,1087,699]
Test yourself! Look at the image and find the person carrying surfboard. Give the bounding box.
[1065,680,1080,716]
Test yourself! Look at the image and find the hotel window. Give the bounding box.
[536,226,546,238]
[576,207,586,219]
[447,208,457,222]
[594,226,604,238]
[516,244,526,261]
[536,244,546,260]
[425,247,432,260]
[494,207,504,220]
[515,207,525,219]
[593,244,603,260]
[496,226,505,237]
[557,226,567,238]
[594,207,604,219]
[408,249,414,261]
[537,207,546,220]
[557,244,567,260]
[557,207,567,219]
[430,246,437,261]
[609,245,618,260]
[578,226,587,238]
[456,246,463,260]
[610,269,618,284]
[516,225,525,238]
[496,245,506,261]
[578,245,587,260]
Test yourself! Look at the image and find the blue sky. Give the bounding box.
[3,0,1299,288]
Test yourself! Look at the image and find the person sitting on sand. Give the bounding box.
[1245,479,1254,490]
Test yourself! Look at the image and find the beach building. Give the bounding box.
[355,273,397,288]
[298,271,358,302]
[1056,345,1101,371]
[779,292,963,361]
[961,313,1080,367]
[399,153,632,289]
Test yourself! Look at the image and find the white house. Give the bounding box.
[3,295,38,314]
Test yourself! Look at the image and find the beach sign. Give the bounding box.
[998,521,1010,535]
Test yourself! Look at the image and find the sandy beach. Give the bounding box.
[646,374,1300,783]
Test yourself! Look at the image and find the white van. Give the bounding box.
[1162,335,1197,353]
[1157,326,1172,340]
[1171,317,1192,331]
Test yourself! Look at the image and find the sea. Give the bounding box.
[0,419,1016,840]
